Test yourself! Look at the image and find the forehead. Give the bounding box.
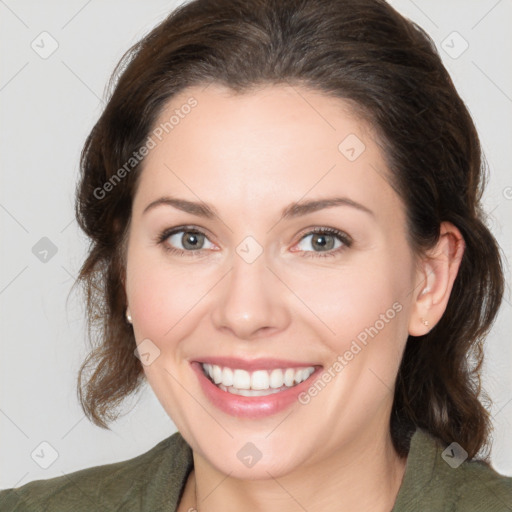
[133,84,401,221]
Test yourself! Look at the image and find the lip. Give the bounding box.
[191,361,323,418]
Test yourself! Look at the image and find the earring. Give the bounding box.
[126,309,132,324]
[421,317,430,327]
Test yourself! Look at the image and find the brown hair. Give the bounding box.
[74,0,504,460]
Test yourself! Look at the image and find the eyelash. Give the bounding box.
[155,225,352,259]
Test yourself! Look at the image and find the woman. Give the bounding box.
[1,0,511,510]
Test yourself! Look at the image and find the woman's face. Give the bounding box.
[125,84,421,478]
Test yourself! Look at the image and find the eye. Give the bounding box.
[294,227,352,258]
[156,226,351,258]
[157,226,216,256]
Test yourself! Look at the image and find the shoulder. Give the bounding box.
[0,431,193,512]
[393,428,512,511]
[452,457,512,510]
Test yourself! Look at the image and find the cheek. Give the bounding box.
[124,250,201,421]
[288,254,412,381]
[125,244,216,347]
[127,265,188,340]
[287,257,406,335]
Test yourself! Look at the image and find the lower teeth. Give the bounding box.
[218,384,292,396]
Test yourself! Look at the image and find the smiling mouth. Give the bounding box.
[200,362,319,397]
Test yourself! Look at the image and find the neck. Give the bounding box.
[180,426,407,512]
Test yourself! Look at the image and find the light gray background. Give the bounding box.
[1,0,511,489]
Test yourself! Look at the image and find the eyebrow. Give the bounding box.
[142,196,374,220]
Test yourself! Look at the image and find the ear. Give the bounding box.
[408,222,465,336]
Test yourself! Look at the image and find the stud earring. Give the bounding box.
[421,317,429,327]
[126,309,132,324]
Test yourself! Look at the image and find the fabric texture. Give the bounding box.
[1,428,511,511]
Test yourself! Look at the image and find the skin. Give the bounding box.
[124,84,464,512]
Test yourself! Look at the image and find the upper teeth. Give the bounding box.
[202,364,315,390]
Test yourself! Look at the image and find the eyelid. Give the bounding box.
[296,226,352,245]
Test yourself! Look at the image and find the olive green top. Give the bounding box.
[1,428,511,511]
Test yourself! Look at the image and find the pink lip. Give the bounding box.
[191,361,323,418]
[193,356,320,371]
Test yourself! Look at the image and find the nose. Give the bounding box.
[211,251,291,340]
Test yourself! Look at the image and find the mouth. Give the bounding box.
[191,358,323,418]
